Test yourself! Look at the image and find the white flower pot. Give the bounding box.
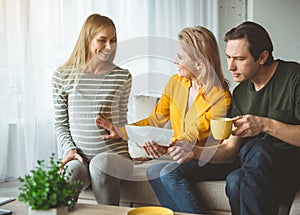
[28,206,68,215]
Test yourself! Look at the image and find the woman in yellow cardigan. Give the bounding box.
[97,26,230,149]
[97,26,235,213]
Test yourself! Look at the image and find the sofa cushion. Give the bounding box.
[197,180,230,212]
[133,95,160,122]
[133,95,171,129]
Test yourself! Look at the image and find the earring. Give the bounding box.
[196,59,205,70]
[196,62,202,70]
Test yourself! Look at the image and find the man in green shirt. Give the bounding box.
[223,21,300,215]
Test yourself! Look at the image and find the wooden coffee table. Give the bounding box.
[1,198,201,215]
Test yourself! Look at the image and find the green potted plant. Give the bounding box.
[18,153,81,215]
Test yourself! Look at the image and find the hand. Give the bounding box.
[96,114,121,140]
[61,149,84,166]
[168,141,195,164]
[232,114,264,138]
[143,141,168,159]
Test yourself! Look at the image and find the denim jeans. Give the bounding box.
[146,159,237,213]
[226,138,300,215]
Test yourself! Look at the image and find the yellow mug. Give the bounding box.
[210,117,233,140]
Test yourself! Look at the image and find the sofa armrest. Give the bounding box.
[289,190,300,215]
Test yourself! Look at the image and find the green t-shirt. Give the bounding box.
[231,60,300,149]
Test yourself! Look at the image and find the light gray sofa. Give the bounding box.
[79,95,300,215]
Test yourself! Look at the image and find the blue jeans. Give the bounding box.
[146,159,237,213]
[226,138,300,215]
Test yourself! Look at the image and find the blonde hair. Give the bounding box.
[60,14,117,84]
[178,26,229,94]
[63,13,116,69]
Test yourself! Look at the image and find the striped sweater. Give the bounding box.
[52,66,132,161]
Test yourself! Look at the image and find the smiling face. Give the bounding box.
[174,43,197,79]
[89,26,116,62]
[225,38,262,83]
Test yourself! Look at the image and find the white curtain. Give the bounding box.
[0,0,218,182]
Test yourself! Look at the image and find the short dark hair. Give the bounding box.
[224,21,274,65]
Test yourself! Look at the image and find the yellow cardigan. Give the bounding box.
[121,74,231,146]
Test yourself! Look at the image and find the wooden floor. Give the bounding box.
[0,180,20,197]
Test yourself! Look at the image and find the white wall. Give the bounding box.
[248,0,300,62]
[218,0,247,90]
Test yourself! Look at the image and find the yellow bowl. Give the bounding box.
[127,206,173,215]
